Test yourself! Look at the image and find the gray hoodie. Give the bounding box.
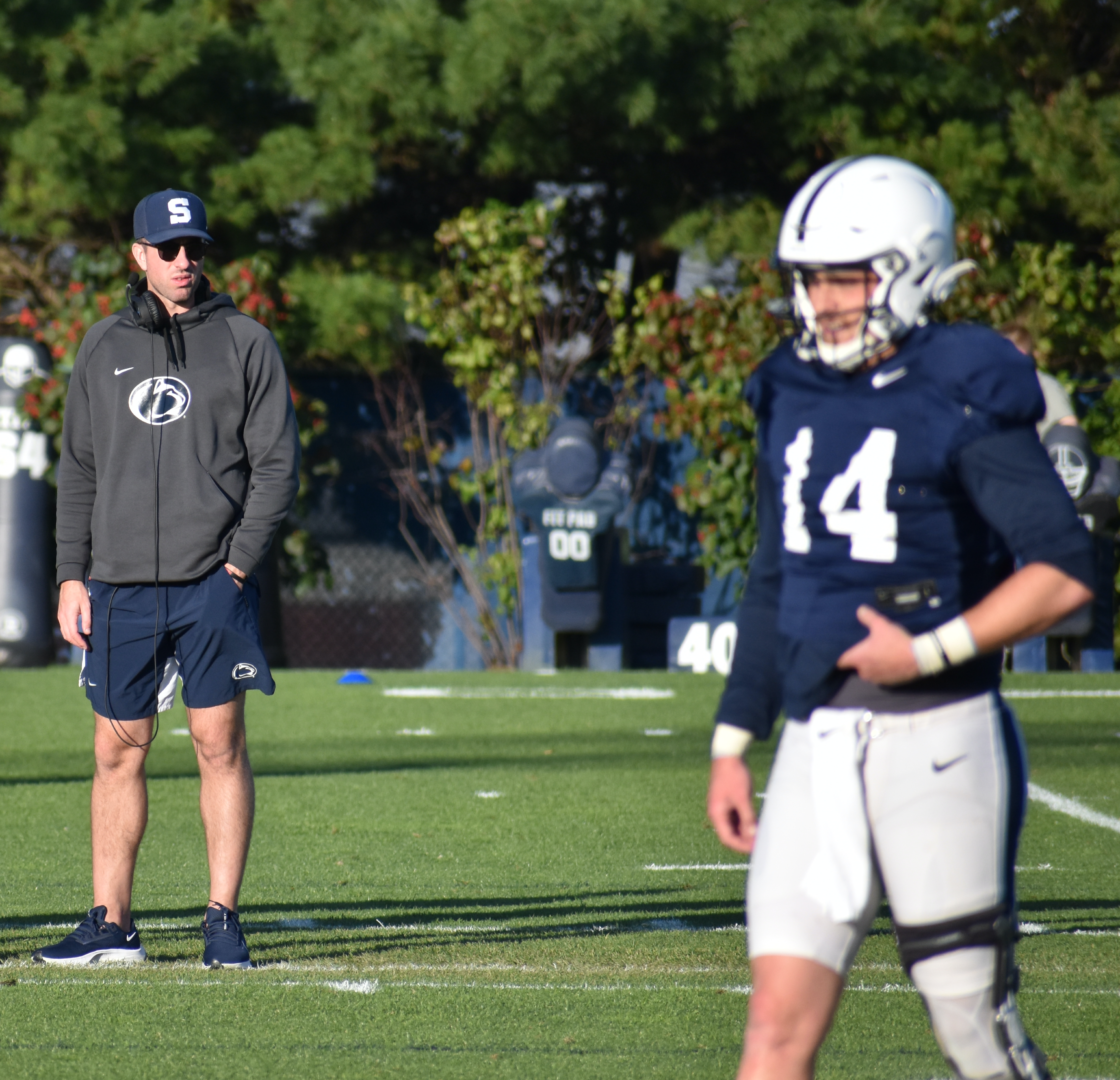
[56,279,300,584]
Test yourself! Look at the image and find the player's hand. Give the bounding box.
[58,579,91,650]
[707,756,757,854]
[224,563,245,591]
[836,605,920,685]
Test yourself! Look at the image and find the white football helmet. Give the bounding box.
[776,156,975,371]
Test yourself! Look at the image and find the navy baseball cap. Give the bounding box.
[133,189,214,245]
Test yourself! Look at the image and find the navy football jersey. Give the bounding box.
[715,321,1094,736]
[752,322,1041,643]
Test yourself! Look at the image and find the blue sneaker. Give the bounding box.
[201,905,251,969]
[33,906,146,966]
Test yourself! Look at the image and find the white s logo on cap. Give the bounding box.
[167,197,191,224]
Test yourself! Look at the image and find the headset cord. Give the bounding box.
[151,327,169,743]
[109,328,164,749]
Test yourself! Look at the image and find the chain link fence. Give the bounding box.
[279,543,449,669]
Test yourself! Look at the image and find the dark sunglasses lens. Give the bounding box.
[155,240,206,261]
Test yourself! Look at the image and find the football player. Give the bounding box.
[707,157,1093,1079]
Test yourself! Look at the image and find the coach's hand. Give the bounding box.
[837,605,920,685]
[58,579,91,650]
[708,756,757,854]
[224,563,245,591]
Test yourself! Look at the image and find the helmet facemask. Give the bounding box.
[789,253,908,372]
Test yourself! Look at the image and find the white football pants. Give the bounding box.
[747,692,1029,1079]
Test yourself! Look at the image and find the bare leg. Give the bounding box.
[738,955,845,1080]
[188,693,254,910]
[91,713,154,929]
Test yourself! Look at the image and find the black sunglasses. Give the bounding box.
[144,239,208,262]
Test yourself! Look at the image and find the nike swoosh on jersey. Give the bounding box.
[114,366,134,375]
[932,754,967,772]
[871,366,907,389]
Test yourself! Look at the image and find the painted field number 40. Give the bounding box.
[782,426,898,563]
[676,620,738,675]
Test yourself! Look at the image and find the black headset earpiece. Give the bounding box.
[126,272,170,332]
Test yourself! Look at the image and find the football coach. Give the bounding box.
[35,190,300,969]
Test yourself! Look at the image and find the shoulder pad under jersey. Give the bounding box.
[911,322,1043,429]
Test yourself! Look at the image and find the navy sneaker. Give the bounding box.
[201,905,251,969]
[32,906,146,966]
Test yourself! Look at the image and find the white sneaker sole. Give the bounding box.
[204,958,252,970]
[37,946,147,966]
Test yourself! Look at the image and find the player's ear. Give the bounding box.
[132,242,148,272]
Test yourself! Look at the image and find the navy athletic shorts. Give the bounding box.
[79,566,275,720]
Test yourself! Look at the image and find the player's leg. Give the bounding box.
[868,694,1048,1079]
[187,692,254,911]
[34,583,172,965]
[91,711,154,929]
[173,567,273,968]
[189,692,255,969]
[739,956,843,1079]
[744,716,880,1076]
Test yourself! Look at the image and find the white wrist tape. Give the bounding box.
[711,723,754,760]
[911,615,978,676]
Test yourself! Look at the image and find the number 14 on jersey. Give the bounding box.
[782,426,899,564]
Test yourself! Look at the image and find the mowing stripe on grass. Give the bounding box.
[381,687,675,700]
[1028,782,1120,834]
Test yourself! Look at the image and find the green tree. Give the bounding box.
[374,199,625,668]
[6,0,1120,659]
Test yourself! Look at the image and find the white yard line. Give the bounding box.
[1004,689,1120,698]
[6,972,1119,1001]
[1028,783,1120,834]
[382,687,674,700]
[644,863,748,871]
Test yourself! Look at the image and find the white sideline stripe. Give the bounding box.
[1028,783,1120,834]
[0,921,517,934]
[15,921,1117,940]
[1021,922,1120,937]
[645,863,748,871]
[8,974,1120,1003]
[1004,689,1120,698]
[2,921,745,936]
[382,687,675,700]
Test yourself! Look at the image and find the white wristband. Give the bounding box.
[911,615,978,677]
[711,723,754,760]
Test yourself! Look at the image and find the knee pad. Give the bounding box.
[897,908,1051,1080]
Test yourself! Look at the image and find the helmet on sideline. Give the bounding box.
[776,156,975,371]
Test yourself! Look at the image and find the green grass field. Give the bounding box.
[0,667,1118,1079]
